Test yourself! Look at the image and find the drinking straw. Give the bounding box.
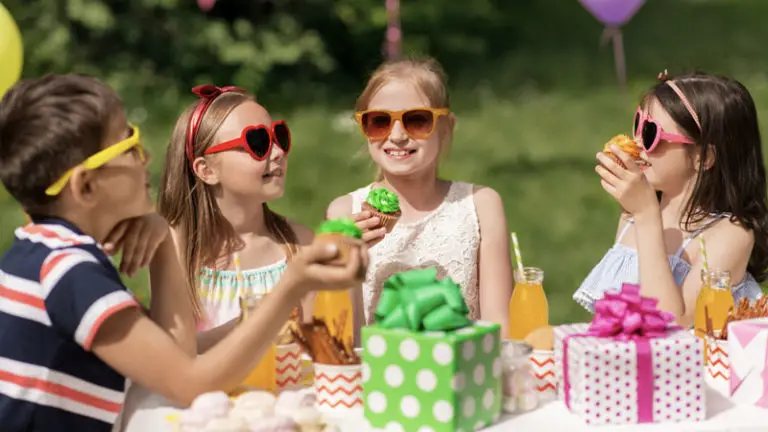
[510,232,525,276]
[699,236,709,276]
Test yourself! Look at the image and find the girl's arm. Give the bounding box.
[633,210,687,317]
[149,236,197,355]
[639,215,752,327]
[473,186,513,337]
[290,221,319,322]
[597,148,687,320]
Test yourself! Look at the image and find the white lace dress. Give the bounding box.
[349,181,481,322]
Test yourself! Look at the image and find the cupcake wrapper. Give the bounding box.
[361,202,400,233]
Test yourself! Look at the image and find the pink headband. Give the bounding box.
[657,69,702,132]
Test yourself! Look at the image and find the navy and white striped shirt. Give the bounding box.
[0,217,138,431]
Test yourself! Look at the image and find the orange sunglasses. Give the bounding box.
[354,108,450,140]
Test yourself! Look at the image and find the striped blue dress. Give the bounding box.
[574,214,763,313]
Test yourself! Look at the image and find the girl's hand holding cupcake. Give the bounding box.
[352,210,387,246]
[351,187,402,247]
[596,144,659,216]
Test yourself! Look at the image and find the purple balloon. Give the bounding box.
[579,0,645,27]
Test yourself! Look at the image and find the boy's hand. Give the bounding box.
[283,238,368,296]
[103,213,170,277]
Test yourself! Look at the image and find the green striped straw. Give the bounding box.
[510,232,525,277]
[699,235,709,282]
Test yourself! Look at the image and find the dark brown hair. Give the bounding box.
[0,74,123,213]
[157,90,298,319]
[647,72,768,281]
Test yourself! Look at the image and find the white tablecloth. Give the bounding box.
[119,384,767,432]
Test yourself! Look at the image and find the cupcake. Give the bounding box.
[603,134,645,169]
[314,218,363,266]
[361,188,401,233]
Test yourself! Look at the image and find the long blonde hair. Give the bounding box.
[355,57,454,181]
[157,90,298,319]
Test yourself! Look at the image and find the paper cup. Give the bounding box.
[705,335,729,396]
[313,363,362,413]
[530,350,556,402]
[276,343,303,390]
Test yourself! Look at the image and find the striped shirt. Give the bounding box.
[0,218,138,431]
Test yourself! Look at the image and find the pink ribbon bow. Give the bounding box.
[589,283,677,340]
[563,283,680,423]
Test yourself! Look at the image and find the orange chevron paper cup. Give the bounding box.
[704,334,729,396]
[276,344,303,390]
[313,363,363,413]
[530,350,556,402]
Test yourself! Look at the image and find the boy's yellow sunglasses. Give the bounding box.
[45,125,145,196]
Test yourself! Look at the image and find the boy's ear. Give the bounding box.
[68,166,100,209]
[193,157,220,185]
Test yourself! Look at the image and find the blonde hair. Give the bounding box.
[157,91,298,319]
[355,57,453,181]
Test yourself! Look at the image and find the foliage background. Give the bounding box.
[2,0,767,324]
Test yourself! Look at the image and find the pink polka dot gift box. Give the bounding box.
[553,283,705,425]
[361,268,502,432]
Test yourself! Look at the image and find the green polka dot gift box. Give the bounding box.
[361,268,502,432]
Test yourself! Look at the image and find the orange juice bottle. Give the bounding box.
[694,269,734,338]
[508,267,549,340]
[313,290,354,347]
[240,293,277,392]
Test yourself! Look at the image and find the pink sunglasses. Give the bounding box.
[632,107,695,153]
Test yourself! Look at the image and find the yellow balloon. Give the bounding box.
[0,4,23,98]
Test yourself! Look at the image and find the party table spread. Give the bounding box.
[118,384,767,432]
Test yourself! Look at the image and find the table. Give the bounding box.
[118,385,767,432]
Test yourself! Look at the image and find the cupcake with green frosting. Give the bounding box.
[362,188,401,234]
[315,218,363,265]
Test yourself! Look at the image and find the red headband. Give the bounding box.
[185,84,243,163]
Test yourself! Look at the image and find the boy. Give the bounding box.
[0,74,367,431]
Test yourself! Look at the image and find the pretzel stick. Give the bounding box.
[704,306,713,337]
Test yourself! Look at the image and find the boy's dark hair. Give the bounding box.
[0,74,123,213]
[646,72,768,281]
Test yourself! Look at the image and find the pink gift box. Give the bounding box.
[728,318,768,408]
[554,323,705,425]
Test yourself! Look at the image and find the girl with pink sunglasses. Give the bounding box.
[575,71,768,326]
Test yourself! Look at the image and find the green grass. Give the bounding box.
[3,0,768,325]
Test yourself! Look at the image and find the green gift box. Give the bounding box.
[361,268,502,432]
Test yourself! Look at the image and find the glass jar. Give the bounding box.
[500,340,538,413]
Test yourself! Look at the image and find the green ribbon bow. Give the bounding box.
[366,188,400,214]
[316,218,363,239]
[374,267,472,332]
